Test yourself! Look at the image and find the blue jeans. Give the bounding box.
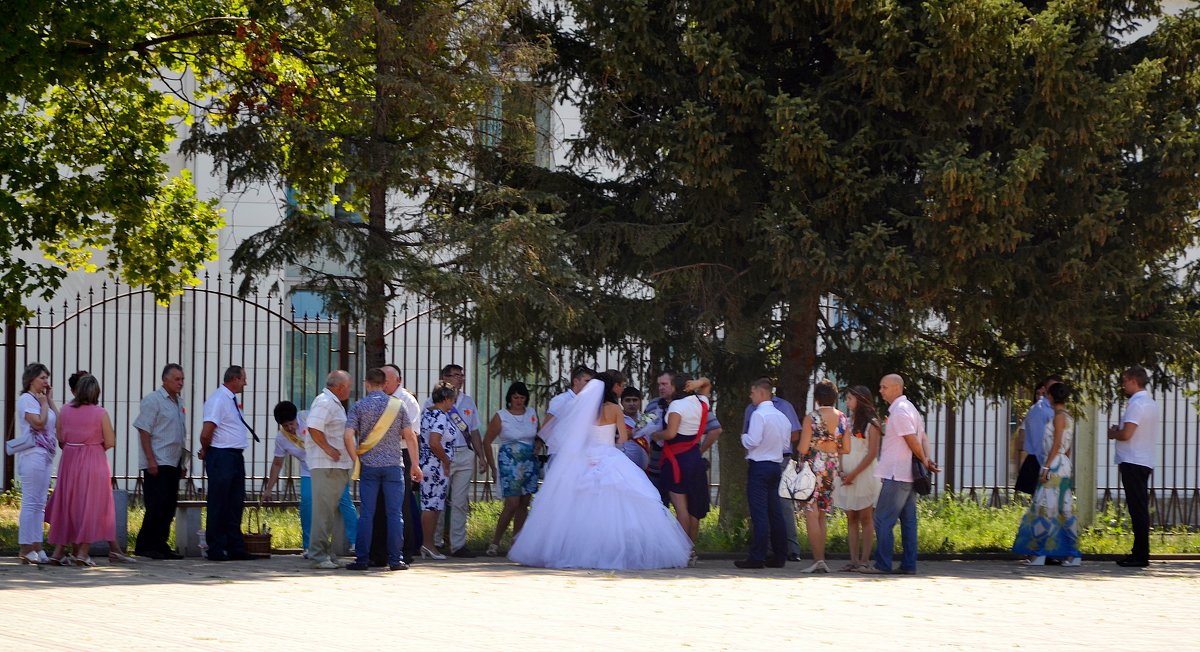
[746,460,786,563]
[355,465,405,565]
[299,476,358,551]
[873,478,918,572]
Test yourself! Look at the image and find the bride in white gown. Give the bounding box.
[508,374,693,570]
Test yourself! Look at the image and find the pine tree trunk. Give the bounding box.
[777,290,821,414]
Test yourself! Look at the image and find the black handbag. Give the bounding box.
[911,455,932,496]
[1014,454,1041,495]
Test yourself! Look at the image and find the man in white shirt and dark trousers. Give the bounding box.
[424,364,484,557]
[383,363,423,565]
[306,370,355,569]
[742,387,803,561]
[1109,365,1158,568]
[198,365,257,562]
[863,374,939,575]
[736,379,793,569]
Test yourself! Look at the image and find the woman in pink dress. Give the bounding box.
[46,375,116,566]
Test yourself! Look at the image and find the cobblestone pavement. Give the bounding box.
[2,555,1197,650]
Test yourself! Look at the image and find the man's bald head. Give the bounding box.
[326,370,352,401]
[879,373,905,404]
[382,365,401,395]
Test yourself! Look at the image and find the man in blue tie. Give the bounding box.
[199,365,256,561]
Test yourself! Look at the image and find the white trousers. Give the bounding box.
[18,451,53,545]
[435,450,474,551]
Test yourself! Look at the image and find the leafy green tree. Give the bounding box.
[0,1,226,322]
[440,0,1200,525]
[184,0,544,369]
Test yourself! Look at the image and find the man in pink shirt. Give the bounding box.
[862,374,939,575]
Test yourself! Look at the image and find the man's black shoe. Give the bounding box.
[450,548,476,558]
[388,561,410,571]
[138,550,166,560]
[162,551,185,560]
[403,554,414,564]
[227,551,257,561]
[206,553,230,562]
[344,561,369,571]
[734,559,766,569]
[1116,556,1150,568]
[786,553,802,562]
[764,557,786,568]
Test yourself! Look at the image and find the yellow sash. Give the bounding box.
[352,397,404,480]
[282,427,306,451]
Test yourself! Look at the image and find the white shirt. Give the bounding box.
[741,401,790,462]
[666,395,711,438]
[272,415,310,477]
[391,387,421,427]
[498,408,539,444]
[1117,389,1158,469]
[201,385,248,449]
[546,389,576,418]
[875,395,923,482]
[422,392,480,448]
[306,388,351,470]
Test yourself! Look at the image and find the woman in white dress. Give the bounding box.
[508,373,692,570]
[833,385,883,571]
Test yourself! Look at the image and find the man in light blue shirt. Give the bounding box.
[1015,375,1059,495]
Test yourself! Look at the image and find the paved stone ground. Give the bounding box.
[1,555,1197,650]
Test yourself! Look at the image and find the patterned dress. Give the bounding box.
[418,407,456,511]
[1012,412,1080,559]
[801,409,847,515]
[497,408,540,498]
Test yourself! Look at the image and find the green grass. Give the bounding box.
[4,488,1199,555]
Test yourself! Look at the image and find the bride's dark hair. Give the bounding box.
[596,370,625,406]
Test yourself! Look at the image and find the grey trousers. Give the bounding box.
[309,468,350,563]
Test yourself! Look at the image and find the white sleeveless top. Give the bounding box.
[498,408,538,444]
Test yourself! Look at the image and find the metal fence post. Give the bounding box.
[3,321,16,492]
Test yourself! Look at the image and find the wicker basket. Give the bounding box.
[243,507,272,558]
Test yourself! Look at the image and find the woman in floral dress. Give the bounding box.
[483,382,541,556]
[796,379,848,573]
[1013,382,1081,566]
[418,384,457,560]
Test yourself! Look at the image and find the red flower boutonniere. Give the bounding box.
[464,409,471,415]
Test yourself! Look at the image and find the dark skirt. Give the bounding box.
[663,440,710,520]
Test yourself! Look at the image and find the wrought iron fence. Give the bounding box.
[2,275,1198,527]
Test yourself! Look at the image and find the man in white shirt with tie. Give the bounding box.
[199,365,256,562]
[735,378,793,569]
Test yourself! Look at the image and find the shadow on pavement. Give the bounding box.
[2,555,1195,591]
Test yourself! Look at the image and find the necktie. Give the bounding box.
[233,396,261,443]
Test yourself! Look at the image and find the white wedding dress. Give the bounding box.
[508,380,692,570]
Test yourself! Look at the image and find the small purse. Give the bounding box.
[5,430,37,455]
[779,457,817,502]
[911,456,932,496]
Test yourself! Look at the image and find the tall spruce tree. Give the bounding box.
[437,1,1200,524]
